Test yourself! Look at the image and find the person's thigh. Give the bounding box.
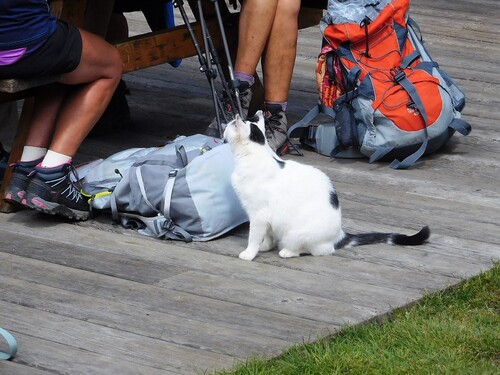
[0,21,82,80]
[58,28,122,85]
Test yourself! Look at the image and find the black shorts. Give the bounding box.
[114,0,168,13]
[0,21,82,80]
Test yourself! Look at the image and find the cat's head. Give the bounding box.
[224,110,267,147]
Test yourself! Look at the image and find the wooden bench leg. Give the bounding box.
[0,98,35,213]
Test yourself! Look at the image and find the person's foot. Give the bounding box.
[205,81,253,138]
[264,104,289,155]
[3,157,43,208]
[25,163,90,221]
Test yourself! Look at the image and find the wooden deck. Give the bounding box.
[1,0,499,373]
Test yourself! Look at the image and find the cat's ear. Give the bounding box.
[255,110,266,134]
[235,114,246,130]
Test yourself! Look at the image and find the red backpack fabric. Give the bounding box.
[289,0,471,169]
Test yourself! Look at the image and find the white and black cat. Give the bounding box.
[224,111,430,261]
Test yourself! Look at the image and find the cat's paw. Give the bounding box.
[279,249,300,258]
[239,249,257,261]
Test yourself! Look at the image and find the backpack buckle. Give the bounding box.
[161,217,176,232]
[168,169,178,178]
[391,68,406,83]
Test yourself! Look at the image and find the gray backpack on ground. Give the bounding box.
[80,134,248,242]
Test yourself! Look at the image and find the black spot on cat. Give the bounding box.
[275,159,285,169]
[329,190,339,209]
[249,123,265,145]
[247,114,259,122]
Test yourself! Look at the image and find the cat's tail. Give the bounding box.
[335,226,430,249]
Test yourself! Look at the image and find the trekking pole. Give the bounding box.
[196,0,223,128]
[196,0,240,124]
[196,0,237,135]
[173,0,226,128]
[210,0,244,118]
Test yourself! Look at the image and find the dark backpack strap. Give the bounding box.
[330,67,361,156]
[287,101,336,139]
[407,17,423,40]
[369,146,394,163]
[401,51,421,69]
[389,136,429,170]
[110,190,120,223]
[449,118,472,136]
[385,68,430,169]
[394,70,429,125]
[119,212,193,242]
[176,144,188,167]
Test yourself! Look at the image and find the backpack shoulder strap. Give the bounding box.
[449,118,472,136]
[287,101,336,139]
[381,66,431,169]
[162,169,178,219]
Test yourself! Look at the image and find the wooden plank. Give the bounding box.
[0,227,422,310]
[0,276,295,359]
[0,217,460,298]
[0,330,178,375]
[0,302,235,374]
[0,361,53,375]
[116,17,238,73]
[0,251,334,343]
[0,77,59,94]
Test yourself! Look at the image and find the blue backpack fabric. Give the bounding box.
[80,134,248,242]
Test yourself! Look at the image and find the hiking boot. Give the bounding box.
[264,104,289,155]
[205,80,253,138]
[3,157,43,208]
[25,163,90,221]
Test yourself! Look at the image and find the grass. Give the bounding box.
[213,263,499,375]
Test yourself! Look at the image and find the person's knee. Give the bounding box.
[278,0,301,18]
[98,44,122,87]
[109,47,123,81]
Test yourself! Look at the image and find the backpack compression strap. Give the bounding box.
[287,101,336,140]
[119,212,192,242]
[371,52,432,169]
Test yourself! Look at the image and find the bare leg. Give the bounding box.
[23,84,68,149]
[262,0,300,102]
[24,28,122,158]
[234,0,279,76]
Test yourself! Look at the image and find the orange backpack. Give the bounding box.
[289,0,471,169]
